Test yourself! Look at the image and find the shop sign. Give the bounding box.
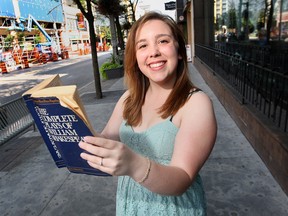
[165,1,176,10]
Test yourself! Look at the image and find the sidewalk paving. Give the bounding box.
[0,60,287,215]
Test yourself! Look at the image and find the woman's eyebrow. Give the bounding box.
[136,34,173,45]
[136,39,146,45]
[156,33,173,38]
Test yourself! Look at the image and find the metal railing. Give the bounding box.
[215,42,288,75]
[0,98,34,145]
[195,44,288,133]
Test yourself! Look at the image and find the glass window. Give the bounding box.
[214,0,288,44]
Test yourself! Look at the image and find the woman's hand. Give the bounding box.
[78,136,146,178]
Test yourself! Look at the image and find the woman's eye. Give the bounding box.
[138,44,147,49]
[159,39,169,44]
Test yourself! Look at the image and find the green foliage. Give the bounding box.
[96,0,123,16]
[34,35,41,44]
[17,32,25,44]
[228,8,237,29]
[99,54,122,79]
[4,34,14,51]
[4,34,14,43]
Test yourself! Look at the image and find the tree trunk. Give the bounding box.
[88,19,103,99]
[266,0,274,44]
[128,0,136,22]
[237,0,243,38]
[115,16,125,50]
[109,14,118,57]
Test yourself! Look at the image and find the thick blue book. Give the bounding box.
[22,75,109,176]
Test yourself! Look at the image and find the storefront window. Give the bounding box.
[214,0,288,44]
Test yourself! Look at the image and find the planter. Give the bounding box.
[104,66,124,79]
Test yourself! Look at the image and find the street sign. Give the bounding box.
[165,1,176,10]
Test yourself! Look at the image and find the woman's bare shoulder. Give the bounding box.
[181,91,215,122]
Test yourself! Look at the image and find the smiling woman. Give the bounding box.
[78,11,217,216]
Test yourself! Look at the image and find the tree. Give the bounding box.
[265,0,275,44]
[115,4,126,51]
[126,0,136,23]
[95,0,124,57]
[121,0,136,43]
[73,0,103,99]
[228,7,237,30]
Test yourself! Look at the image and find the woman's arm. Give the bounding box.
[139,92,217,195]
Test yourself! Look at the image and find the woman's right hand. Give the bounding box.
[79,136,147,179]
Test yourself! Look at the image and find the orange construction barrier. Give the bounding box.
[30,47,40,64]
[0,62,8,74]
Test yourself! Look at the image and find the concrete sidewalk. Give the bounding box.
[0,63,287,215]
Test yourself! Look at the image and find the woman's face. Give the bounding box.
[135,19,181,86]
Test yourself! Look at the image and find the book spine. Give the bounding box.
[23,95,66,168]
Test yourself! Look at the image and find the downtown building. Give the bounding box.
[0,0,96,53]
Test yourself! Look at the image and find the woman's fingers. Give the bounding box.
[79,140,104,156]
[80,152,101,164]
[82,136,113,148]
[78,136,137,176]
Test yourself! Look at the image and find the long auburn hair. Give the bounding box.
[123,12,196,126]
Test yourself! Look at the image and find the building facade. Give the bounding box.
[179,0,288,195]
[0,0,97,52]
[61,0,90,51]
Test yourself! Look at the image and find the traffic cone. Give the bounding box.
[65,50,69,59]
[41,54,47,64]
[0,62,8,74]
[35,51,40,63]
[52,52,58,61]
[13,53,20,65]
[60,52,65,59]
[23,57,30,69]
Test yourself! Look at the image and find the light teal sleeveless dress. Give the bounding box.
[116,118,206,215]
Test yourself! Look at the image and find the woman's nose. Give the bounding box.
[149,45,161,57]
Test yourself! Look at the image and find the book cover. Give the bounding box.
[22,75,109,176]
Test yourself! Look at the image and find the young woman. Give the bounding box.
[79,12,217,215]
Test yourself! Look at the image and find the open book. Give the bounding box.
[22,74,109,176]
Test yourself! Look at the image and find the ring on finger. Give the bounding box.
[100,157,103,166]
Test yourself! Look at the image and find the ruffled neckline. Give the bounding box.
[127,118,178,134]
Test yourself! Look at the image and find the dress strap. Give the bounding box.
[170,88,202,122]
[188,88,202,97]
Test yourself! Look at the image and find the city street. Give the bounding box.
[0,52,111,104]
